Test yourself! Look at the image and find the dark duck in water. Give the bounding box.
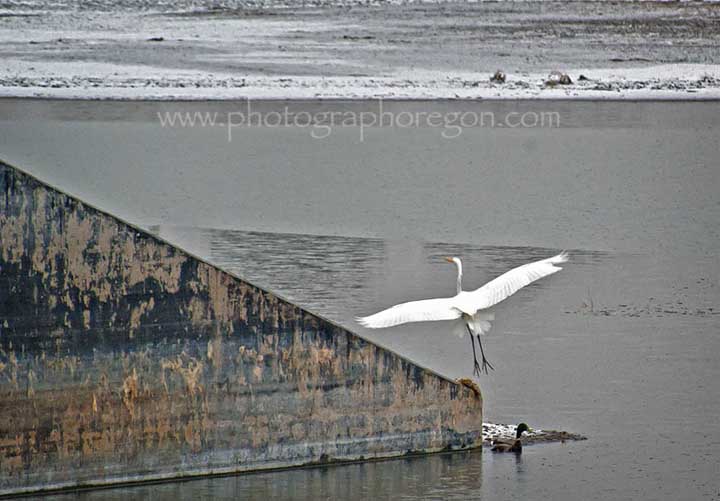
[491,423,532,453]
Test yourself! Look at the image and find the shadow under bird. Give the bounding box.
[356,252,568,376]
[491,423,532,453]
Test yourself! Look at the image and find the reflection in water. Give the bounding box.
[46,451,483,501]
[205,228,386,323]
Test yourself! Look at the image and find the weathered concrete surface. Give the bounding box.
[0,160,482,496]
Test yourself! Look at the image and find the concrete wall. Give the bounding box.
[0,160,482,496]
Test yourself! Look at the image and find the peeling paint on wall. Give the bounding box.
[0,161,482,496]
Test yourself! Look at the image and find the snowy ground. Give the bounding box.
[483,422,541,443]
[1,59,719,99]
[2,1,720,99]
[482,422,586,445]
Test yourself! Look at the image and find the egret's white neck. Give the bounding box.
[454,258,463,293]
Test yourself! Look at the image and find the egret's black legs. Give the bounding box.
[475,333,494,373]
[467,326,482,376]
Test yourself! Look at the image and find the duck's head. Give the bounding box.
[516,423,532,438]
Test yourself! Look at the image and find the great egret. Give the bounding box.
[356,252,568,375]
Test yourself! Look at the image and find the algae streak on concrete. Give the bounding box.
[0,160,482,496]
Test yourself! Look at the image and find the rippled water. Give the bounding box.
[1,99,719,500]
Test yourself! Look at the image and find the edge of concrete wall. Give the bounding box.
[0,160,482,496]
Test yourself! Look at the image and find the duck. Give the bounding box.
[491,423,532,453]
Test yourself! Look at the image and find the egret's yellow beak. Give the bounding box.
[444,256,454,263]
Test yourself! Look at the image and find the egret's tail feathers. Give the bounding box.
[471,310,495,335]
[451,319,468,338]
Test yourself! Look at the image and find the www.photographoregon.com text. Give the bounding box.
[157,100,561,141]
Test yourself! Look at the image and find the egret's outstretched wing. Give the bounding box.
[457,252,569,313]
[356,297,462,329]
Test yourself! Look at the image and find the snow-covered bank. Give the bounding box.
[483,422,586,445]
[1,60,719,100]
[2,0,720,100]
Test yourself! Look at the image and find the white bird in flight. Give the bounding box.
[356,252,569,375]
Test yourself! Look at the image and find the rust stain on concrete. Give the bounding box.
[0,161,482,496]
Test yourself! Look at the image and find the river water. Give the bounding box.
[0,99,718,500]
